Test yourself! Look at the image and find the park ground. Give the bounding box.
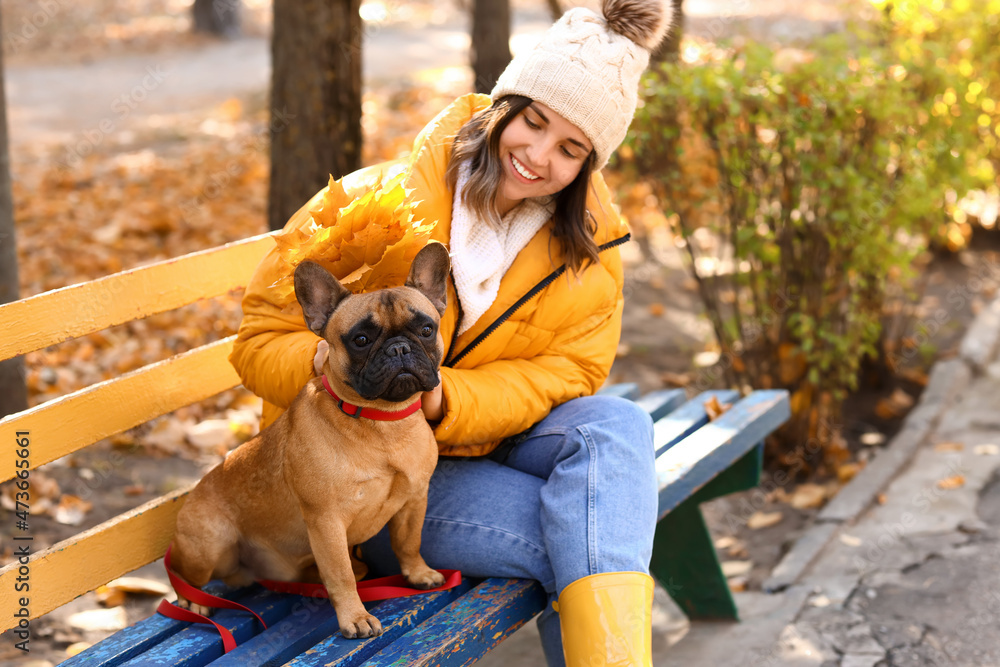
[2,0,1000,664]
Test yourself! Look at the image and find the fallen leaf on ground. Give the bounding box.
[144,418,189,454]
[104,577,171,597]
[95,586,127,608]
[728,576,748,592]
[68,607,128,632]
[859,432,886,446]
[937,475,966,490]
[766,487,791,503]
[896,367,930,386]
[721,560,753,578]
[746,510,783,530]
[52,495,93,526]
[661,371,692,387]
[839,533,862,547]
[874,388,915,419]
[974,444,1000,456]
[648,303,665,317]
[714,536,737,550]
[837,462,863,483]
[109,432,136,448]
[185,419,237,452]
[877,493,888,505]
[789,483,827,509]
[694,350,721,368]
[124,484,145,496]
[934,442,964,452]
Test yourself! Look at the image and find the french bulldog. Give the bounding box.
[170,242,450,639]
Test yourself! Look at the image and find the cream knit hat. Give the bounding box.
[491,0,675,170]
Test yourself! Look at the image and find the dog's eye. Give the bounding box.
[353,335,370,347]
[420,325,434,337]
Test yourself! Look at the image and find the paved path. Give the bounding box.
[4,0,845,150]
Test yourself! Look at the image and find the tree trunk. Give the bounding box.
[651,0,683,64]
[192,0,242,38]
[545,0,563,21]
[268,0,362,232]
[471,0,511,94]
[0,11,27,419]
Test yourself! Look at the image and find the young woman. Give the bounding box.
[229,1,674,664]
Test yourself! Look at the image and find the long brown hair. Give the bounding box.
[446,95,600,275]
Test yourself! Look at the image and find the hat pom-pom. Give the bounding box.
[601,0,674,51]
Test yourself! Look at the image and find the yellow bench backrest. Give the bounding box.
[0,232,275,630]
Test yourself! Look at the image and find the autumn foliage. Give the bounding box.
[269,174,433,305]
[623,24,988,470]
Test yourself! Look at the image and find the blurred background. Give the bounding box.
[1,0,998,663]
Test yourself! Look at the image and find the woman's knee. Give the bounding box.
[558,395,655,460]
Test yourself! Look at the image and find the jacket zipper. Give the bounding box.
[445,233,631,368]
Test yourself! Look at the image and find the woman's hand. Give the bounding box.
[313,339,329,376]
[421,382,444,422]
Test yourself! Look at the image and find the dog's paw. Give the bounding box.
[339,611,383,639]
[176,595,214,617]
[406,566,446,590]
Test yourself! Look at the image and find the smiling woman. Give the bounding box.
[497,102,594,210]
[228,1,676,665]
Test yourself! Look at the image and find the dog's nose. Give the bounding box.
[385,340,412,357]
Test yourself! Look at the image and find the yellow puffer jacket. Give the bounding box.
[229,93,631,457]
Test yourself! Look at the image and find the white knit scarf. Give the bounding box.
[450,163,555,335]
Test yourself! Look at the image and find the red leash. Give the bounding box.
[157,545,461,653]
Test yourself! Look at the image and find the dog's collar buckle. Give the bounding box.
[320,375,422,421]
[336,399,363,419]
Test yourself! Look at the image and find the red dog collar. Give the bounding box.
[321,375,422,421]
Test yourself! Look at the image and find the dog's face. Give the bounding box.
[294,243,450,404]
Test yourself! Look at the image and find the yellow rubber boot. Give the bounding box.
[553,572,655,667]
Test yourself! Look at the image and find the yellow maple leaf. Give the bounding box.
[343,220,435,293]
[268,173,429,305]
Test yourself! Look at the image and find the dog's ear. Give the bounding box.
[294,261,351,336]
[405,242,451,316]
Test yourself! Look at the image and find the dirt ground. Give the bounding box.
[4,0,999,664]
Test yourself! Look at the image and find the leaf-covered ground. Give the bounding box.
[4,1,1000,663]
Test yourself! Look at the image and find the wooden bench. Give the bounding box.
[0,233,790,665]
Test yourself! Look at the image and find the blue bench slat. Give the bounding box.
[229,579,475,667]
[635,388,688,421]
[206,593,339,667]
[656,390,790,518]
[362,578,546,666]
[652,389,740,457]
[598,382,640,400]
[119,586,296,666]
[64,581,235,667]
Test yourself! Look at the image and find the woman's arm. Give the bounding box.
[229,247,321,410]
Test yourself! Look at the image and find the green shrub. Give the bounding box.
[867,0,1000,242]
[622,33,981,466]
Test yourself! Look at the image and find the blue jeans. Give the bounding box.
[359,395,658,666]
